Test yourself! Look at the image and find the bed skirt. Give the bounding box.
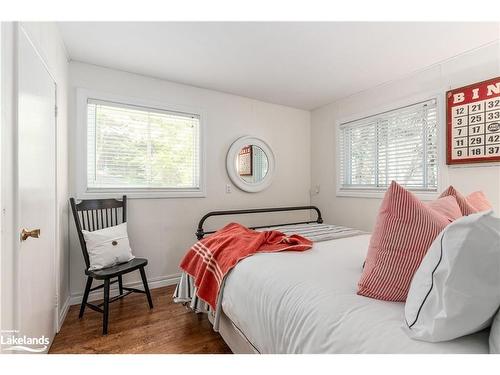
[173,272,226,331]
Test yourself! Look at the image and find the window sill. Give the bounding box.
[77,188,207,200]
[336,189,439,201]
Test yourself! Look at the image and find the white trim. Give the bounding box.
[226,136,276,193]
[335,189,440,201]
[57,296,70,332]
[0,21,4,345]
[75,88,207,199]
[0,23,17,345]
[335,90,448,199]
[68,273,181,306]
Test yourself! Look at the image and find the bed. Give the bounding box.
[177,206,490,354]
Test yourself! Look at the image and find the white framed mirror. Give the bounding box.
[226,136,275,193]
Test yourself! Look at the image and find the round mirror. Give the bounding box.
[226,136,275,192]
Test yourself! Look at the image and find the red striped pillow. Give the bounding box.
[439,186,478,216]
[466,191,492,212]
[358,181,449,302]
[426,195,462,222]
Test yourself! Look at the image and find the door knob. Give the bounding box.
[20,228,41,241]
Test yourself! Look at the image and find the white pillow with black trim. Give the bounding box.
[82,222,135,271]
[490,309,500,353]
[404,210,500,342]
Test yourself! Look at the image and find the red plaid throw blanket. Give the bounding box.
[179,222,313,309]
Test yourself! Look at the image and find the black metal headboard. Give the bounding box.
[195,206,323,240]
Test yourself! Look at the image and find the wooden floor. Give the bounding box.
[49,285,232,354]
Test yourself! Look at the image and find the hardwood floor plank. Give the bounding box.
[49,285,231,354]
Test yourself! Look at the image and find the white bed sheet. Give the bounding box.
[221,234,489,353]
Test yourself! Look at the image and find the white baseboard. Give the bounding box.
[57,296,71,332]
[69,273,181,306]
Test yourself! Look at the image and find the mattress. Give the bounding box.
[221,234,489,354]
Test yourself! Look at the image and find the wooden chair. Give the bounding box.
[69,196,153,335]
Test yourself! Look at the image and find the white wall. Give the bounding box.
[311,41,500,232]
[19,22,70,328]
[68,62,311,302]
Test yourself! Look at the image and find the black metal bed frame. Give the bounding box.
[195,206,323,240]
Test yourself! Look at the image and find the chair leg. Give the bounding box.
[103,278,110,335]
[139,267,153,309]
[79,276,93,318]
[118,275,123,295]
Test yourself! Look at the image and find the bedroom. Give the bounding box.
[1,0,500,372]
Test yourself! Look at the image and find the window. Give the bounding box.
[83,96,203,197]
[338,99,438,195]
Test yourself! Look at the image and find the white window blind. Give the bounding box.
[339,99,438,193]
[87,99,201,191]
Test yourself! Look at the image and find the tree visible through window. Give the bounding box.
[339,99,438,192]
[87,99,201,191]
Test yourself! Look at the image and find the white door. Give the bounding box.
[15,27,57,353]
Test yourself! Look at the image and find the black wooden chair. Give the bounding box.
[69,195,153,335]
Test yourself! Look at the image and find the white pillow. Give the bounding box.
[404,210,500,342]
[82,222,135,270]
[490,309,500,353]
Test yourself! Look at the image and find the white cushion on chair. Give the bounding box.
[82,222,135,270]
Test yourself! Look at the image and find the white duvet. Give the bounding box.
[221,234,489,354]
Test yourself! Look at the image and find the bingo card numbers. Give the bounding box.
[447,77,500,165]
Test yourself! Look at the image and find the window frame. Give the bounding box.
[76,88,206,199]
[335,92,447,200]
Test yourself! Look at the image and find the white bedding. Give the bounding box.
[221,234,489,354]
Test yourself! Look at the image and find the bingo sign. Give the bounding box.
[447,77,500,164]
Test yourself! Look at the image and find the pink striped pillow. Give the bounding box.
[466,191,492,212]
[439,186,478,216]
[358,181,450,302]
[426,195,462,222]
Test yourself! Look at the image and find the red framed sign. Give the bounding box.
[238,145,253,176]
[447,77,500,165]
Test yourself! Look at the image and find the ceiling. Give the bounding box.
[58,22,499,110]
